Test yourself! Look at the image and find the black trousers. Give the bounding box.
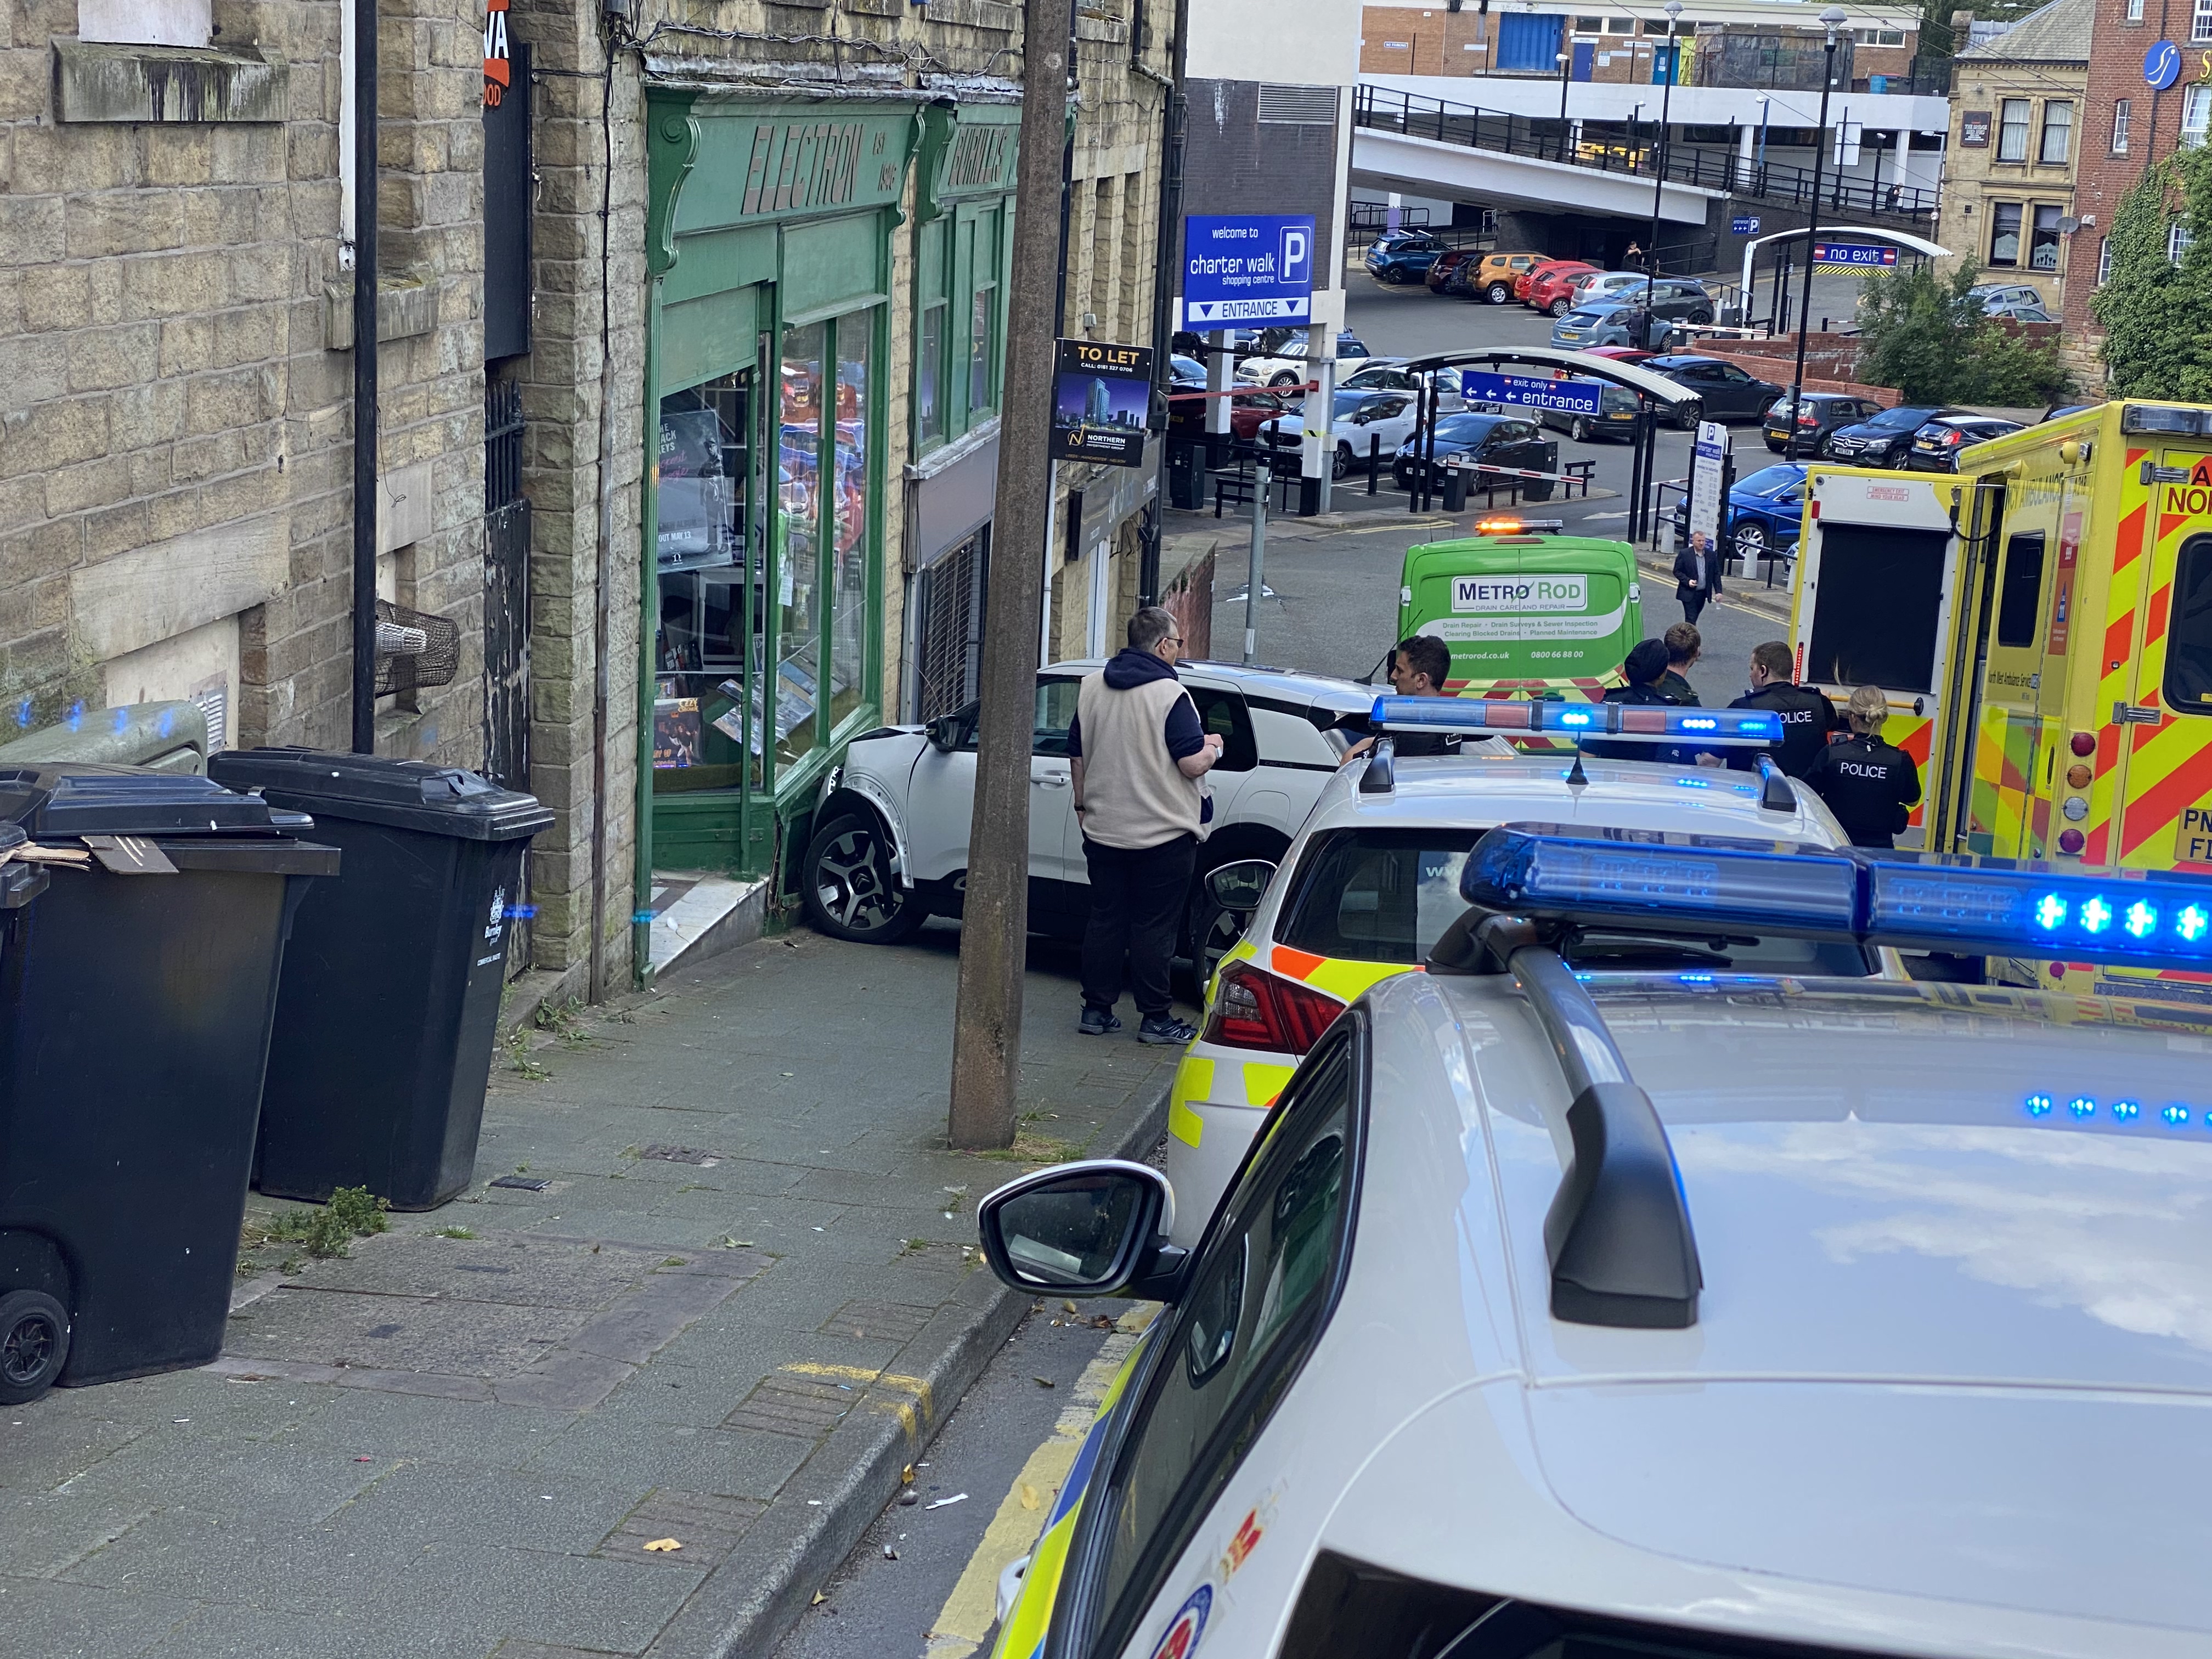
[1680,591,1708,627]
[1080,833,1197,1017]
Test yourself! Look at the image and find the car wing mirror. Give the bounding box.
[927,715,963,754]
[1206,858,1277,917]
[977,1160,1188,1301]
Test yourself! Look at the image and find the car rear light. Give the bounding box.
[1942,429,1963,445]
[1201,960,1344,1056]
[1797,413,1818,427]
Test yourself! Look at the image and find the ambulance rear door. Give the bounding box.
[1795,471,1962,847]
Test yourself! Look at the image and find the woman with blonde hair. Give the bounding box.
[1801,685,1921,848]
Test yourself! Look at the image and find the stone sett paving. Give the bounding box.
[0,926,1174,1659]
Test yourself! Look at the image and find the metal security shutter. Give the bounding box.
[1495,12,1564,70]
[913,530,990,721]
[1257,83,1340,125]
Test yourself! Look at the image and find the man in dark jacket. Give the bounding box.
[1802,685,1922,847]
[1673,526,1723,627]
[1588,639,1688,762]
[1725,640,1839,777]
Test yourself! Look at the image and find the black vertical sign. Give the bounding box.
[482,41,532,363]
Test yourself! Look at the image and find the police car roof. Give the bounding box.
[1297,967,2212,1655]
[1048,658,1375,715]
[1307,752,1848,845]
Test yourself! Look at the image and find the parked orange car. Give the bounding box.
[1450,250,1543,304]
[1521,258,1598,311]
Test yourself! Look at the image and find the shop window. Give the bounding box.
[2029,205,2062,270]
[776,321,827,772]
[2038,101,2072,162]
[2114,98,2131,154]
[2185,84,2212,148]
[830,331,873,733]
[1997,99,2030,161]
[2166,535,2212,714]
[918,298,946,447]
[1988,201,2023,267]
[653,373,758,792]
[969,281,997,415]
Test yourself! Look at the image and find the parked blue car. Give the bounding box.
[1364,230,1445,285]
[1669,462,1808,564]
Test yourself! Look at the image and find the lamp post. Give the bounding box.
[1557,47,1572,120]
[1640,1,1683,335]
[1785,5,1850,465]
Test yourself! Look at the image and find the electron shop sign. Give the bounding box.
[1182,215,1316,324]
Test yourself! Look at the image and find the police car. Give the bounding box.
[1163,697,1890,1244]
[976,831,2212,1659]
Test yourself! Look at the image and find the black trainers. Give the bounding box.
[1137,1013,1198,1046]
[1079,1005,1123,1037]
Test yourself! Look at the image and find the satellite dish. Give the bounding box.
[2057,216,2082,234]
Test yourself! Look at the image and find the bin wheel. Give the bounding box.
[802,812,924,945]
[0,1290,69,1404]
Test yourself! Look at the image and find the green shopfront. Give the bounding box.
[640,92,919,887]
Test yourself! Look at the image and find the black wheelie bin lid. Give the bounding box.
[0,764,336,873]
[210,749,555,841]
[0,825,50,914]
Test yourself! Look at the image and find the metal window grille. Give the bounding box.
[913,531,989,723]
[486,376,525,511]
[1257,84,1340,125]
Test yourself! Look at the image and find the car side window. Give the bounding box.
[1717,363,1751,382]
[1080,1028,1362,1658]
[1184,685,1259,772]
[1035,678,1081,757]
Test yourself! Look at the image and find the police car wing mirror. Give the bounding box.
[977,1160,1185,1301]
[1206,859,1276,915]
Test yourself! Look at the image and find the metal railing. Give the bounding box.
[1353,86,1938,224]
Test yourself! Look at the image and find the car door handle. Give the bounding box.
[1034,772,1070,787]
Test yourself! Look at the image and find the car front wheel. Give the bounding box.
[1485,281,1512,304]
[1333,444,1355,481]
[801,811,924,944]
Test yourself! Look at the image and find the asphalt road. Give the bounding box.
[1200,280,1804,707]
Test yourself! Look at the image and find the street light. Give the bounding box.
[1558,48,1572,125]
[1786,5,1851,465]
[1640,0,1683,332]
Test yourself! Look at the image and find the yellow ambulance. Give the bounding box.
[1790,400,2212,1000]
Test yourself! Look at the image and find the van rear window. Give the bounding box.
[2167,534,2212,715]
[1804,525,1948,693]
[1995,531,2046,648]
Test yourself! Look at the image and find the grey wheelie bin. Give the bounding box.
[0,766,336,1397]
[208,751,554,1211]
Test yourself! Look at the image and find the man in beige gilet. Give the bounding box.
[1067,607,1222,1043]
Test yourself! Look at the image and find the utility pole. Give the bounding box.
[948,0,1077,1150]
[1786,7,1850,465]
[1639,0,1681,343]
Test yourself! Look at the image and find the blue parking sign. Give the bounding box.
[1182,214,1317,324]
[1732,215,1759,235]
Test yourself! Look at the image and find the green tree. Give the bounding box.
[1853,259,2072,405]
[2094,148,2212,399]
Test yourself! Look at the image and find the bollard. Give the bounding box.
[1367,433,1380,495]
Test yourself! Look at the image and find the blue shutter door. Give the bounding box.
[1495,13,1564,72]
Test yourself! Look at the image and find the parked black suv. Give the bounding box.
[1820,404,1963,466]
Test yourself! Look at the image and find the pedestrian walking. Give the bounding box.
[1068,606,1223,1043]
[1726,640,1841,777]
[1657,622,1702,704]
[1801,685,1921,847]
[1672,526,1723,627]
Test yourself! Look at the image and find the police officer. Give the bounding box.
[1726,640,1840,777]
[1588,639,1688,762]
[1802,685,1922,848]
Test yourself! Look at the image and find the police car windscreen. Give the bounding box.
[1804,524,1948,693]
[1277,829,1871,974]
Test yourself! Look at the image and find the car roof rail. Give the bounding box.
[1427,910,1703,1330]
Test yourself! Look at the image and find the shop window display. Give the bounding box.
[653,374,759,792]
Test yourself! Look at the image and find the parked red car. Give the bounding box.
[1425,249,1477,294]
[1166,388,1294,442]
[1525,260,1601,317]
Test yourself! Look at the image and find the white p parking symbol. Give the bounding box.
[1278,226,1310,287]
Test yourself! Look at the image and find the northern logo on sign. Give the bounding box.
[1452,575,1587,612]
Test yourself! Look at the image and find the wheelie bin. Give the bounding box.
[208,751,554,1211]
[0,766,337,1397]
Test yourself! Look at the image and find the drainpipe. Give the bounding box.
[349,0,379,753]
[1137,0,1189,604]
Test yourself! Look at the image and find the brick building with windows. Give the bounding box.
[2064,0,2207,383]
[1933,0,2090,313]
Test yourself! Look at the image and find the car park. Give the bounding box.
[1455,250,1545,303]
[1233,327,1372,388]
[1525,259,1601,315]
[1339,358,1462,409]
[1516,257,1594,308]
[1906,412,2025,470]
[1165,386,1294,442]
[1260,388,1418,478]
[1424,248,1478,293]
[980,825,2212,1659]
[1550,305,1641,349]
[1641,353,1786,424]
[1761,391,1892,454]
[1566,268,1666,308]
[1822,403,1961,466]
[803,662,1374,960]
[1161,716,1869,1241]
[1667,461,1808,562]
[1362,230,1444,284]
[1390,410,1558,495]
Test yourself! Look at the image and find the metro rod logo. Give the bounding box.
[1452,575,1587,612]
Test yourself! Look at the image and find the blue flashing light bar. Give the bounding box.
[1462,825,1862,935]
[1461,827,2212,975]
[1369,695,1783,747]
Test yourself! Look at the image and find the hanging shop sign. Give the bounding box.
[482,0,510,106]
[1051,340,1154,467]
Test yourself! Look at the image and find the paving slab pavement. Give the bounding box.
[0,922,1176,1659]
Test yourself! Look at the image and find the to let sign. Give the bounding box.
[1182,215,1316,324]
[1459,369,1602,416]
[1051,340,1154,467]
